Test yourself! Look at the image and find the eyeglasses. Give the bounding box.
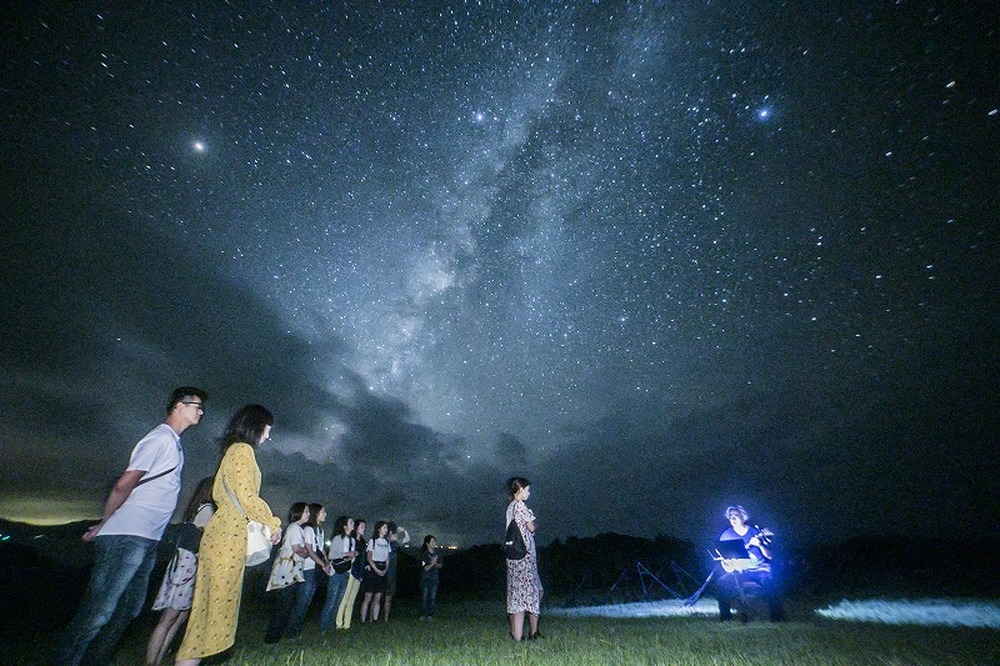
[181,401,205,412]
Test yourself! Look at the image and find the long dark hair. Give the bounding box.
[306,503,324,530]
[220,404,274,454]
[287,502,309,523]
[333,515,351,536]
[352,518,366,543]
[181,476,215,522]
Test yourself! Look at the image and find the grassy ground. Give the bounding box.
[55,596,994,666]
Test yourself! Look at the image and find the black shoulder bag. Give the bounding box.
[502,519,527,560]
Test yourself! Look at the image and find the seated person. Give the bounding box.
[714,504,785,622]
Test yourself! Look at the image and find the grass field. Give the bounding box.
[15,595,995,666]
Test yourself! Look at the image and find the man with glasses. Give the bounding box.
[53,386,208,666]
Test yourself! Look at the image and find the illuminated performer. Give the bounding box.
[715,504,785,622]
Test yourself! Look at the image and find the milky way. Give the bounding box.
[2,2,997,546]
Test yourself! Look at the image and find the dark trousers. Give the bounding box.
[716,569,785,621]
[264,583,301,643]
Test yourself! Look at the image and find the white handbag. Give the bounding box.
[223,477,272,567]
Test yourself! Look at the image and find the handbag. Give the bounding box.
[266,528,306,591]
[222,476,272,567]
[330,557,353,574]
[328,535,354,573]
[502,518,527,560]
[246,521,272,567]
[174,522,203,554]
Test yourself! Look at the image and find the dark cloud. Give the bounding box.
[1,1,998,546]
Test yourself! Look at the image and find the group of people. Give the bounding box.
[51,388,445,665]
[51,385,783,664]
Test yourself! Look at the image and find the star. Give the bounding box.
[192,140,207,153]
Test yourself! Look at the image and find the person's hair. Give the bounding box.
[333,515,351,536]
[167,386,207,414]
[182,476,215,522]
[220,404,274,453]
[725,505,750,522]
[351,518,366,539]
[373,520,388,539]
[387,521,398,535]
[306,503,324,529]
[422,534,436,552]
[506,476,530,501]
[288,502,309,523]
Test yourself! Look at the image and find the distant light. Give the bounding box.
[756,107,773,121]
[192,140,206,153]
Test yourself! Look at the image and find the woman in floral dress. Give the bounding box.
[505,476,542,641]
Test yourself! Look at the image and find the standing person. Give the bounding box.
[335,518,367,629]
[505,476,542,641]
[319,515,356,632]
[714,504,785,622]
[52,386,207,666]
[286,503,330,638]
[359,521,390,623]
[264,503,310,644]
[175,405,282,666]
[381,522,399,622]
[419,535,443,621]
[145,477,216,665]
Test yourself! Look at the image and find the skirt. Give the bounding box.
[152,548,199,611]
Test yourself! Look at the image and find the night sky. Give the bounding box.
[2,2,997,548]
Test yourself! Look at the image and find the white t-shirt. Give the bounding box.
[370,536,391,563]
[100,423,183,541]
[328,534,354,559]
[192,502,214,528]
[302,525,320,571]
[280,522,307,561]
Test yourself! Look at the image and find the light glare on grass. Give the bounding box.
[553,598,1000,629]
[551,599,718,618]
[816,598,1000,628]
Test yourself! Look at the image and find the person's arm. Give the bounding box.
[82,469,145,541]
[747,534,773,561]
[288,525,309,560]
[517,501,536,533]
[227,444,282,537]
[304,529,330,572]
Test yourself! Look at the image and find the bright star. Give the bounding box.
[192,140,206,152]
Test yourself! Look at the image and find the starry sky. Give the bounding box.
[2,1,997,547]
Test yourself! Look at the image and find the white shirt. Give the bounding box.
[370,536,391,563]
[100,423,183,540]
[302,525,320,571]
[329,534,354,559]
[279,522,307,561]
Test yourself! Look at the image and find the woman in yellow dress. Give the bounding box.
[176,405,282,665]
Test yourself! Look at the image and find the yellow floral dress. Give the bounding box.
[176,443,281,660]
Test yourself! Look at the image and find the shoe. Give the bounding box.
[510,632,523,642]
[528,631,543,640]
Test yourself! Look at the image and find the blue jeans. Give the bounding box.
[420,577,439,617]
[286,568,316,637]
[53,534,158,666]
[319,570,350,631]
